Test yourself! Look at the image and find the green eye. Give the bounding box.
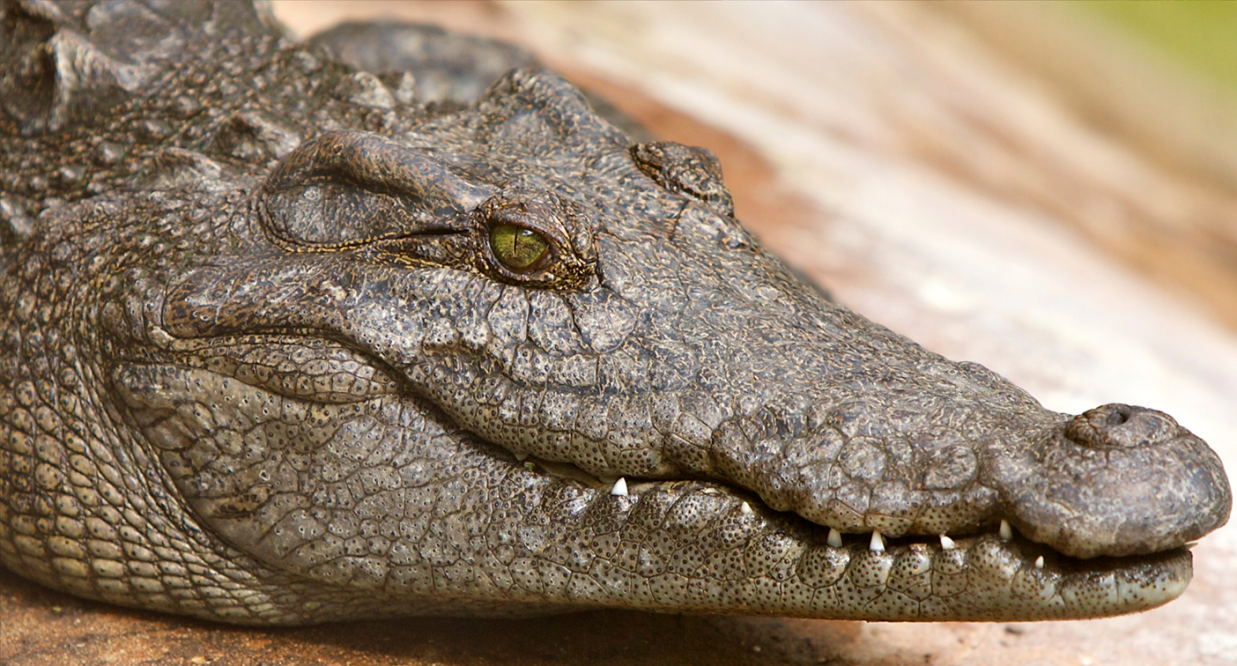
[489,224,550,272]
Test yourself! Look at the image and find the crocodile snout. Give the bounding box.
[998,404,1232,559]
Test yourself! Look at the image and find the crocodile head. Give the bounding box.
[0,1,1229,625]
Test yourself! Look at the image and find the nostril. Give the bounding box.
[1064,404,1179,448]
[1103,404,1132,427]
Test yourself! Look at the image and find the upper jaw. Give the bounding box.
[701,392,1230,561]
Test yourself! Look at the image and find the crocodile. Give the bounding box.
[0,0,1229,626]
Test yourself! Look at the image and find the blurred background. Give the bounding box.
[950,1,1237,202]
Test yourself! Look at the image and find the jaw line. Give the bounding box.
[512,449,1192,574]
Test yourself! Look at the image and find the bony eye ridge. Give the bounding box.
[490,223,550,272]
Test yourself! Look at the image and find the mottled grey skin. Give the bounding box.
[0,0,1230,625]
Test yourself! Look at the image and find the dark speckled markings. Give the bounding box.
[0,0,1230,625]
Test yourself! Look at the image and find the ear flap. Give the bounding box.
[0,0,281,135]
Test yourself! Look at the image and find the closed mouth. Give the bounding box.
[131,330,1195,621]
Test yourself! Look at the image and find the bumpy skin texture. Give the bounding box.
[0,0,1230,625]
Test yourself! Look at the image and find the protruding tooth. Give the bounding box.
[610,477,628,497]
[1034,555,1045,570]
[940,534,956,550]
[999,519,1013,541]
[827,528,843,549]
[515,451,529,462]
[740,501,753,515]
[869,530,885,552]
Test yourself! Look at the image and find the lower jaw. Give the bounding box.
[592,477,1193,621]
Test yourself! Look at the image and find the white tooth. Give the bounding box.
[740,501,753,515]
[1034,555,1045,570]
[869,530,885,552]
[515,451,529,462]
[939,534,956,550]
[999,519,1013,541]
[610,477,628,496]
[827,528,843,548]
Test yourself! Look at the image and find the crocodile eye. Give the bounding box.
[489,223,550,272]
[471,187,596,288]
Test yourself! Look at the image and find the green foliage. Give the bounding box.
[1080,0,1237,92]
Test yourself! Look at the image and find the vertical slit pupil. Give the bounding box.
[490,224,549,271]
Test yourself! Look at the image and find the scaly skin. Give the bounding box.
[0,0,1229,624]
